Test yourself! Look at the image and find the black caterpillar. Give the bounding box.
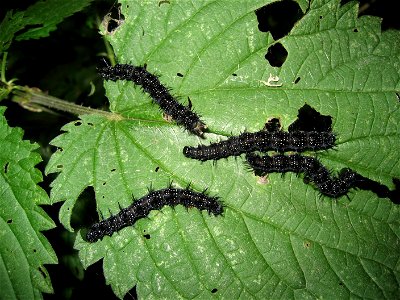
[246,153,399,202]
[98,63,206,137]
[246,153,357,198]
[183,130,336,162]
[86,187,223,242]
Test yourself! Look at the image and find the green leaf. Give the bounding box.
[46,0,400,298]
[15,0,94,41]
[0,0,93,53]
[0,10,25,53]
[0,106,57,299]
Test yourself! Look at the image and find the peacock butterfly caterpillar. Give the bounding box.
[98,63,206,137]
[246,153,400,202]
[86,186,223,242]
[183,104,336,162]
[245,153,358,198]
[183,130,336,162]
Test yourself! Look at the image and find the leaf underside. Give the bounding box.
[0,0,93,53]
[46,0,400,298]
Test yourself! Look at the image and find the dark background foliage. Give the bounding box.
[1,0,398,299]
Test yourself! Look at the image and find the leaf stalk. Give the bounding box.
[12,87,121,119]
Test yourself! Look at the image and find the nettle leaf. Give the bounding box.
[0,106,57,299]
[46,0,400,298]
[0,0,93,52]
[15,0,94,41]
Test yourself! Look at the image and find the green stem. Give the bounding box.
[13,88,122,119]
[1,52,7,82]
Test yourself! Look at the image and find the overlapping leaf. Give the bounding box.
[46,0,400,298]
[0,106,57,299]
[0,0,93,53]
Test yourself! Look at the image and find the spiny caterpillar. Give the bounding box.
[246,153,399,202]
[183,130,336,162]
[98,63,206,137]
[86,186,223,242]
[245,153,356,198]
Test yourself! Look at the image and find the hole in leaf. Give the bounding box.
[255,0,303,40]
[232,73,237,76]
[288,103,332,132]
[263,118,281,132]
[57,165,63,169]
[155,166,160,172]
[33,249,37,253]
[319,15,323,19]
[74,121,82,126]
[4,162,9,173]
[294,77,301,84]
[102,182,107,186]
[396,93,400,102]
[143,234,151,239]
[353,28,358,32]
[304,241,312,248]
[111,168,116,172]
[211,288,218,293]
[104,4,125,33]
[265,43,288,67]
[87,122,94,126]
[7,219,12,224]
[176,72,183,77]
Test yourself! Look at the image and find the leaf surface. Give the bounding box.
[0,106,57,299]
[46,0,400,298]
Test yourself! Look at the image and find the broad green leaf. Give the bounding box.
[0,0,93,53]
[0,106,57,299]
[0,10,25,53]
[46,0,400,298]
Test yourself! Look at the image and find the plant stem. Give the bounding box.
[1,52,7,82]
[13,87,123,120]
